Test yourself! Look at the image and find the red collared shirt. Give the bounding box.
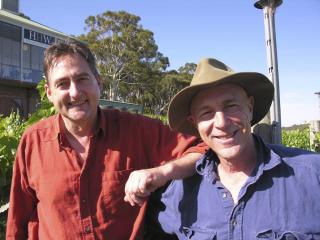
[6,109,202,240]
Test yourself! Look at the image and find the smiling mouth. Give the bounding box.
[213,130,238,142]
[68,99,87,107]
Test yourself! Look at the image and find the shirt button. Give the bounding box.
[232,219,237,227]
[81,199,87,204]
[84,225,91,233]
[222,192,228,198]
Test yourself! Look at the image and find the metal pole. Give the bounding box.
[254,0,282,144]
[315,92,320,119]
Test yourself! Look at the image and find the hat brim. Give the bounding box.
[168,72,274,137]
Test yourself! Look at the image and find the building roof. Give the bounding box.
[0,9,71,38]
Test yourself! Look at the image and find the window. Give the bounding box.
[0,21,21,80]
[22,43,45,83]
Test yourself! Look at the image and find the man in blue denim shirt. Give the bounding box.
[145,58,320,240]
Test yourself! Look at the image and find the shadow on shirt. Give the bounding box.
[144,175,202,240]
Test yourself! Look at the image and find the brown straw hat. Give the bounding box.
[168,58,274,137]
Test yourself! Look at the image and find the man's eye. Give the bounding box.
[226,104,236,108]
[79,77,89,81]
[56,82,68,88]
[198,111,213,119]
[225,104,239,113]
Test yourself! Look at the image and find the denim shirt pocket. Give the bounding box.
[256,229,320,240]
[181,226,216,240]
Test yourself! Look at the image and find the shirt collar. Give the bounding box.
[53,107,107,149]
[95,107,107,137]
[252,134,282,179]
[196,134,283,183]
[196,149,219,183]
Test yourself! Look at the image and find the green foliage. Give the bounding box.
[178,62,197,75]
[143,63,194,115]
[0,79,54,235]
[79,10,169,103]
[26,79,55,125]
[0,112,25,199]
[0,79,52,199]
[0,112,25,236]
[78,10,196,115]
[311,131,320,152]
[282,127,320,152]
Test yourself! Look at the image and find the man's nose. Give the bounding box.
[69,81,81,98]
[214,111,229,129]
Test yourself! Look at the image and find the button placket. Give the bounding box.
[229,202,244,240]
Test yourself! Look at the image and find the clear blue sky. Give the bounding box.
[20,0,320,126]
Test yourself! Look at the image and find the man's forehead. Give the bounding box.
[47,54,87,79]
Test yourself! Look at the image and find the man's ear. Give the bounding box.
[45,82,53,103]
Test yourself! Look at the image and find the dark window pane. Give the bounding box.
[2,0,19,13]
[23,44,31,69]
[0,21,21,41]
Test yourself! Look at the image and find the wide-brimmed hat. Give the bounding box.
[168,58,274,137]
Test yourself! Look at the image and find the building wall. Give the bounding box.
[0,81,38,118]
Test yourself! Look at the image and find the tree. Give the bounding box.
[178,62,197,75]
[79,11,169,101]
[144,62,196,115]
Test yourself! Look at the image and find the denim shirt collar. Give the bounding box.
[195,134,283,184]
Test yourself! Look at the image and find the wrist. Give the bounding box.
[156,163,174,183]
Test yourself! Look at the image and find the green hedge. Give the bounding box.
[282,127,320,151]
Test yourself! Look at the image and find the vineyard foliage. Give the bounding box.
[282,127,320,151]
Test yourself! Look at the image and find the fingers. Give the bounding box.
[124,167,168,207]
[124,170,151,206]
[138,175,153,195]
[124,193,147,207]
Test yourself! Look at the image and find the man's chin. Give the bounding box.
[62,113,89,123]
[216,145,241,159]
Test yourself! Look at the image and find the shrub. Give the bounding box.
[0,79,54,236]
[282,127,320,152]
[0,112,26,236]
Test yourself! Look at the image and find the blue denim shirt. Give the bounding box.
[147,136,320,240]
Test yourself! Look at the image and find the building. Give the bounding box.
[0,0,72,118]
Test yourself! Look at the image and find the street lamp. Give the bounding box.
[254,0,283,144]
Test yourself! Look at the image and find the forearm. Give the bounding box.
[156,152,202,182]
[124,152,202,206]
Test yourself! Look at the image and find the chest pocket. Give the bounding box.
[256,229,320,240]
[181,226,216,240]
[101,168,134,215]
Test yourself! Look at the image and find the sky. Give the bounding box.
[20,0,320,127]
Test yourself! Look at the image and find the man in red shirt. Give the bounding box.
[6,40,203,239]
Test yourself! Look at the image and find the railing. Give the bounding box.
[99,99,143,114]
